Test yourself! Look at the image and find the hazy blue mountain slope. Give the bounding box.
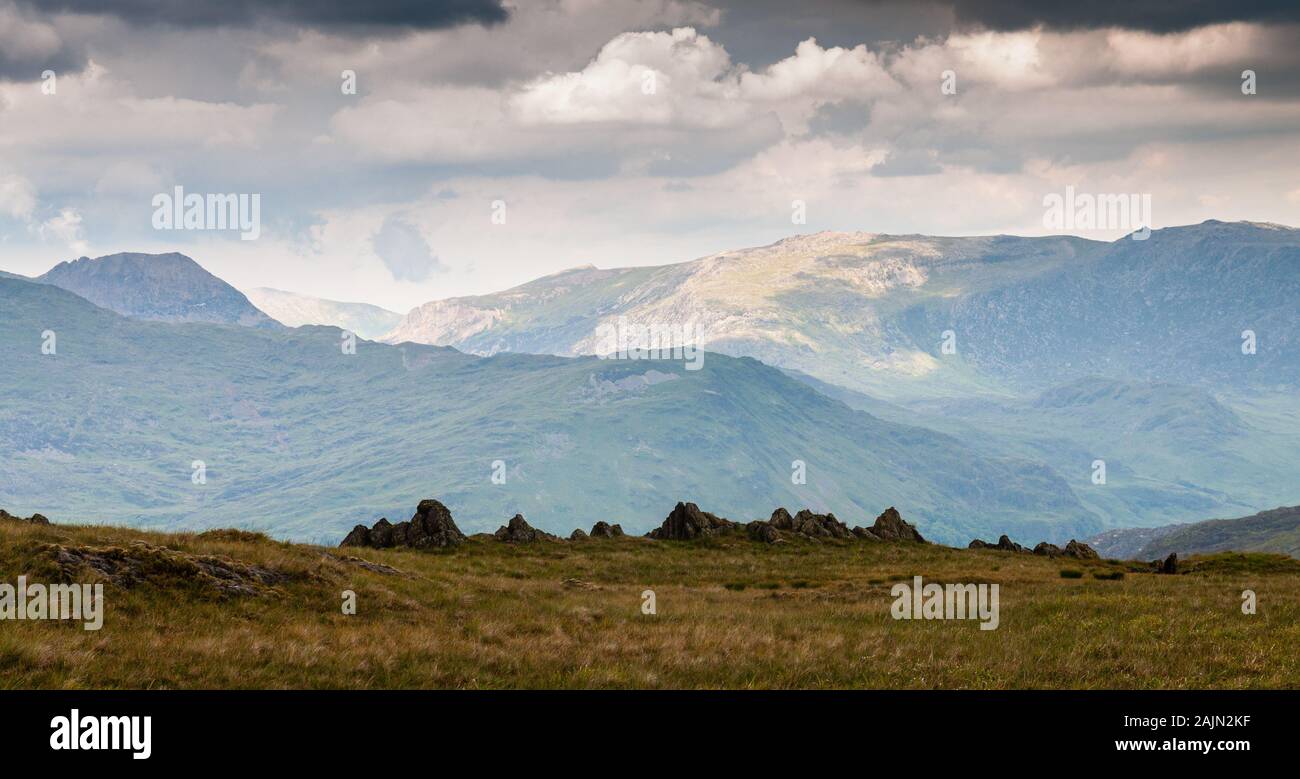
[1089,506,1300,559]
[803,372,1300,530]
[909,221,1300,391]
[243,287,401,340]
[384,232,1102,400]
[0,274,1100,546]
[37,252,277,327]
[383,221,1297,401]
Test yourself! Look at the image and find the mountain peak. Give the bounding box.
[37,251,277,328]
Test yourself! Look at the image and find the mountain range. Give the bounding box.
[2,220,1297,545]
[0,272,1097,544]
[379,221,1300,398]
[376,221,1300,530]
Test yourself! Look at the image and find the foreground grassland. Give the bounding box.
[2,520,1298,689]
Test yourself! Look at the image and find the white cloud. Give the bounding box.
[511,28,897,133]
[0,173,36,221]
[2,7,1299,305]
[39,207,87,254]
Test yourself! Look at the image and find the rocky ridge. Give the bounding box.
[968,534,1100,559]
[339,499,930,549]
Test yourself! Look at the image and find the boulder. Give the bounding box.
[406,499,466,548]
[746,520,781,544]
[969,534,1027,552]
[368,518,395,548]
[647,502,737,540]
[853,526,881,541]
[767,507,852,539]
[339,499,465,550]
[1033,542,1062,557]
[1156,552,1178,574]
[768,508,796,531]
[1063,539,1100,560]
[0,508,51,525]
[494,514,558,543]
[868,507,926,542]
[796,509,855,539]
[569,528,589,541]
[340,525,371,547]
[589,521,625,538]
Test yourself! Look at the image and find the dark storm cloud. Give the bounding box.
[943,0,1300,33]
[0,41,84,80]
[20,0,508,30]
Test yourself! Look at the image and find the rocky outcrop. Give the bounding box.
[1031,539,1099,559]
[0,508,50,525]
[494,514,558,543]
[327,554,405,576]
[867,507,926,542]
[589,521,625,538]
[746,520,781,544]
[647,502,737,540]
[569,528,589,541]
[46,541,288,597]
[1063,539,1099,559]
[340,499,465,549]
[769,508,855,539]
[970,534,1028,552]
[1155,552,1178,574]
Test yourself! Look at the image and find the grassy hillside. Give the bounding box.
[2,517,1297,689]
[1133,506,1300,560]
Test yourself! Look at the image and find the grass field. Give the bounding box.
[2,518,1298,689]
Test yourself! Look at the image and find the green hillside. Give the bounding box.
[1136,506,1300,559]
[0,275,1098,545]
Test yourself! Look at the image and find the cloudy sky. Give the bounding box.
[2,0,1298,312]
